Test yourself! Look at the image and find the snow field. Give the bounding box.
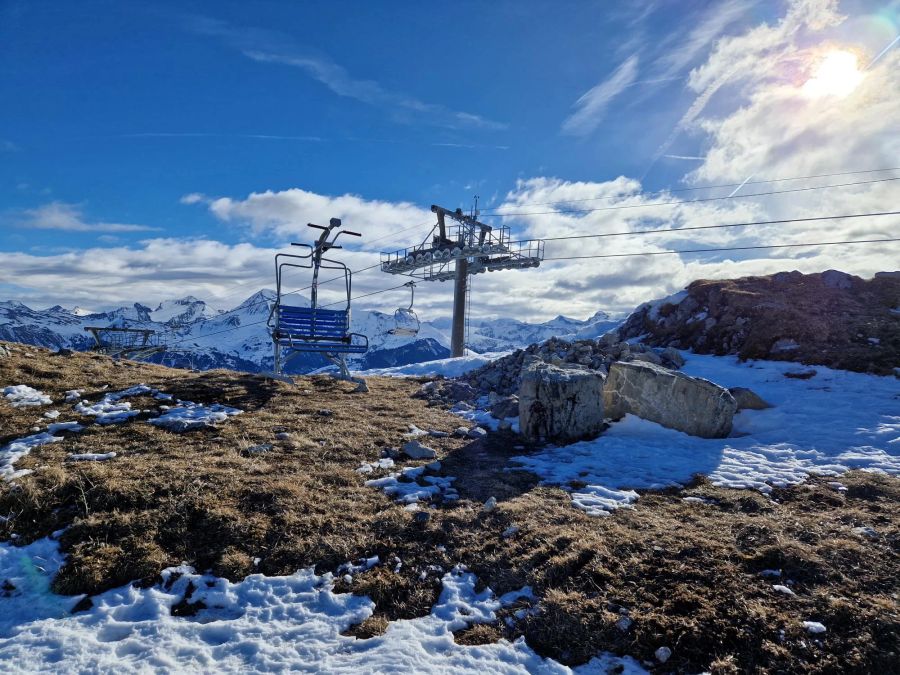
[0,537,646,674]
[511,353,900,515]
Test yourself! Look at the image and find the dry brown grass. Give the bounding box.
[1,341,898,673]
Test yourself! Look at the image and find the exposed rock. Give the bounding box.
[604,361,737,438]
[467,427,488,439]
[655,647,672,663]
[401,440,437,460]
[729,387,772,411]
[0,344,10,358]
[490,395,519,420]
[242,443,273,455]
[453,426,469,438]
[628,351,663,365]
[519,361,607,443]
[616,270,900,375]
[483,496,497,512]
[661,347,685,368]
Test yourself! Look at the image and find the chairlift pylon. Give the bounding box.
[387,281,420,337]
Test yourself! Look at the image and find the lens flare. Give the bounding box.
[802,50,865,98]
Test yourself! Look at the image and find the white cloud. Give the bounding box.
[655,0,752,79]
[188,17,505,131]
[562,55,640,136]
[13,203,160,233]
[191,188,434,249]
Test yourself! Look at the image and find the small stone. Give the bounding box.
[243,443,273,455]
[655,646,672,663]
[483,496,497,512]
[428,430,449,438]
[275,432,292,441]
[615,616,633,631]
[467,427,488,439]
[414,511,430,524]
[772,584,795,596]
[426,460,442,472]
[501,526,519,538]
[402,440,437,460]
[317,409,334,417]
[453,427,469,438]
[803,621,826,634]
[852,526,878,539]
[729,387,772,410]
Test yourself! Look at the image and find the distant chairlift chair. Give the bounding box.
[267,218,369,389]
[387,281,420,337]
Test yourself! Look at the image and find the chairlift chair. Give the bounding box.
[267,218,369,387]
[387,281,420,337]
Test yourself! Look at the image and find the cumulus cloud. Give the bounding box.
[12,203,160,233]
[562,55,640,136]
[189,188,434,249]
[6,2,898,323]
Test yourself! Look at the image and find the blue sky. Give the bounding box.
[1,0,898,317]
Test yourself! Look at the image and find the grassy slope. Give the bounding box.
[1,341,897,673]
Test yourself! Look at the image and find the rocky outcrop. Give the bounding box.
[616,270,900,376]
[463,337,683,399]
[519,361,606,442]
[604,361,737,438]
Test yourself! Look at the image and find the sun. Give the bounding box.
[802,49,864,98]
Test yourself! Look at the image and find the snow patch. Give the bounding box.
[3,385,51,408]
[512,354,900,515]
[149,401,243,432]
[0,538,644,673]
[66,452,116,462]
[0,433,62,480]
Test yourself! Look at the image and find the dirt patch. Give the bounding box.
[1,341,898,673]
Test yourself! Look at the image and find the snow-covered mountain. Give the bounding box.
[0,292,623,374]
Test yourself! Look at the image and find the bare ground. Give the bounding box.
[1,341,898,673]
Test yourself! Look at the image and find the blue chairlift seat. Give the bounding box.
[274,305,368,354]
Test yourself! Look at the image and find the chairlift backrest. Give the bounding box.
[267,220,369,376]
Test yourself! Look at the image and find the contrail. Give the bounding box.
[727,173,754,197]
[865,34,900,70]
[663,154,706,160]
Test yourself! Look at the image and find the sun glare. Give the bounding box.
[802,49,864,98]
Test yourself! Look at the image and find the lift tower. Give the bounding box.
[380,204,545,357]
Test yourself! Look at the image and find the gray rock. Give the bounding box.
[821,269,855,289]
[490,395,519,420]
[243,443,273,455]
[604,361,736,438]
[0,344,9,358]
[428,429,450,438]
[453,426,469,438]
[519,361,607,443]
[661,347,685,368]
[275,432,293,441]
[629,351,663,366]
[483,496,497,512]
[729,387,772,410]
[467,426,488,439]
[852,526,878,539]
[402,439,437,460]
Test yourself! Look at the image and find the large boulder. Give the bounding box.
[519,362,606,443]
[604,361,737,438]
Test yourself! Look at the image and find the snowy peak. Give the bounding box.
[151,297,215,326]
